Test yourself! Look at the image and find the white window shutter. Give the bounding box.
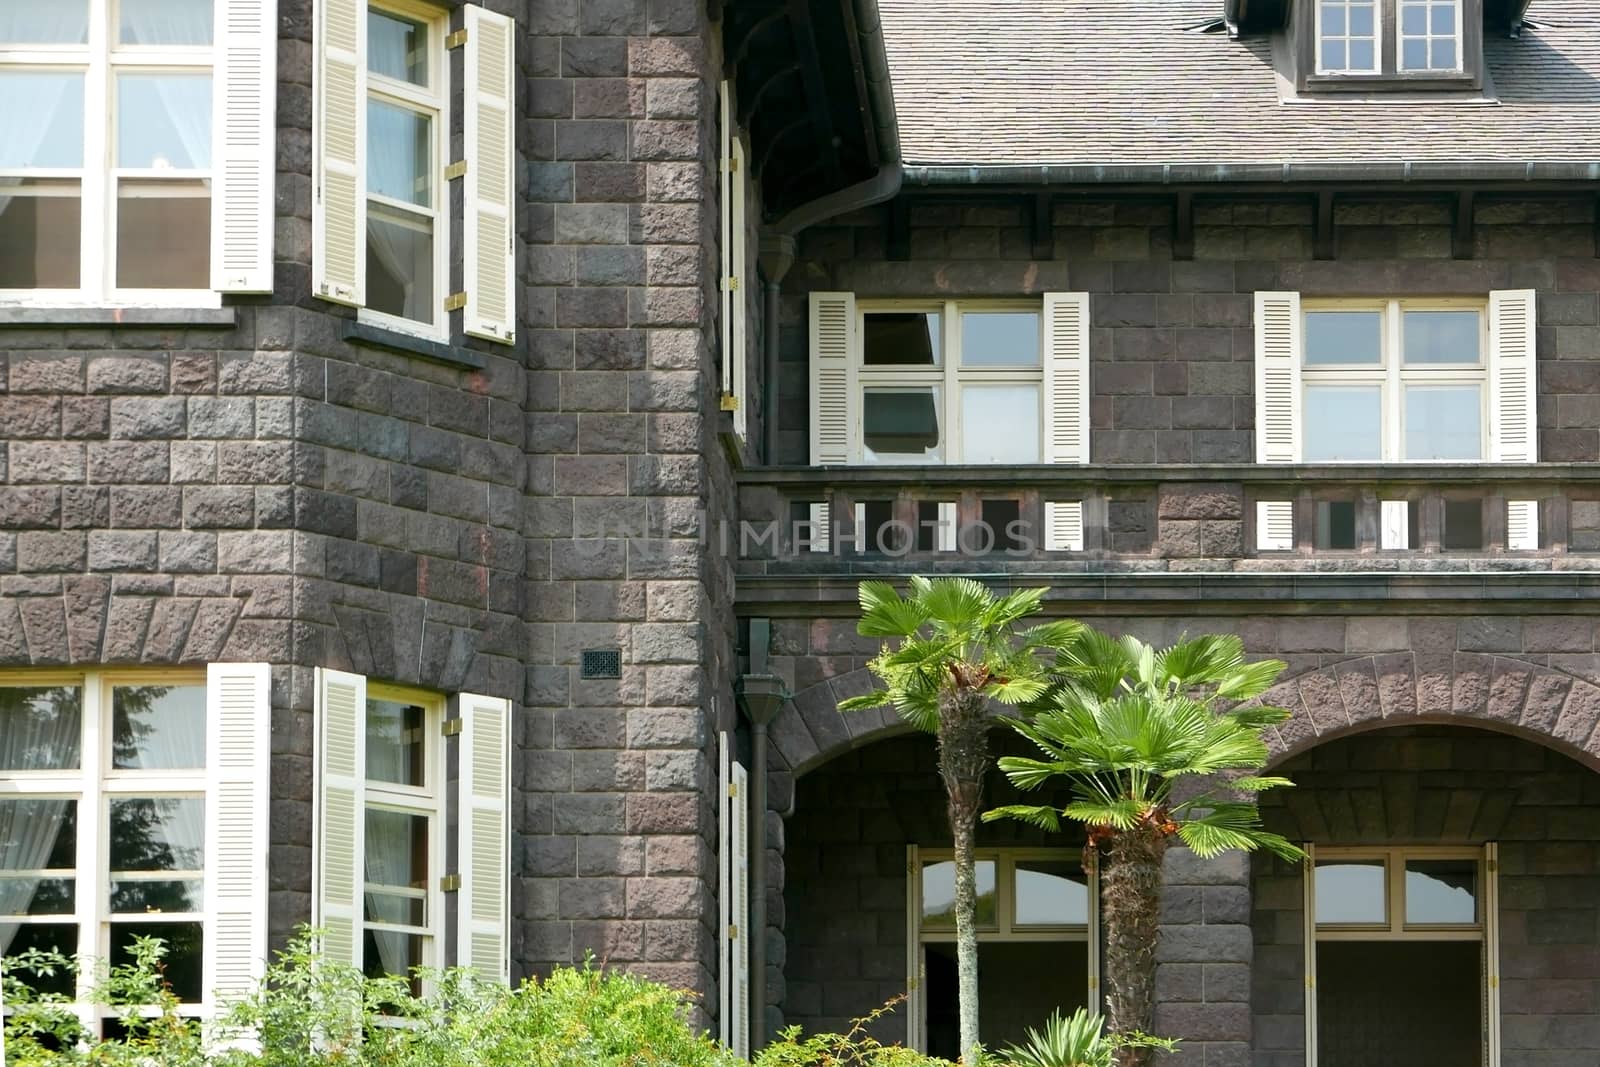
[1381,500,1410,550]
[728,759,751,1059]
[1254,291,1303,464]
[936,501,957,552]
[809,291,857,465]
[210,0,276,293]
[203,663,271,1031]
[718,82,734,401]
[718,734,733,1048]
[314,668,366,969]
[1507,501,1539,551]
[1045,501,1084,552]
[457,692,511,984]
[807,501,831,554]
[1483,842,1502,1067]
[1257,500,1294,551]
[1042,292,1091,464]
[1488,290,1537,463]
[462,6,516,344]
[313,0,365,306]
[730,135,749,440]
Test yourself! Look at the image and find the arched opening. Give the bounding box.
[1252,724,1600,1067]
[780,730,1091,1057]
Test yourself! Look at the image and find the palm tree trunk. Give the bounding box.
[1100,827,1169,1067]
[937,688,991,1067]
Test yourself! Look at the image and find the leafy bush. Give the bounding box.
[753,999,963,1067]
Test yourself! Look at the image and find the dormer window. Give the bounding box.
[1298,0,1482,91]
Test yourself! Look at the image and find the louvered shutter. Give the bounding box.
[807,502,831,554]
[1045,501,1084,552]
[809,291,857,465]
[730,134,749,440]
[1482,842,1502,1067]
[210,0,276,293]
[1506,501,1539,551]
[1042,292,1091,464]
[718,82,734,401]
[1257,501,1293,551]
[729,759,751,1058]
[457,692,510,983]
[1488,290,1537,463]
[462,6,515,344]
[313,0,365,306]
[718,734,733,1048]
[315,668,366,969]
[1254,291,1303,464]
[204,663,270,1031]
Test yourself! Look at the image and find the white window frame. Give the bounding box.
[1302,297,1488,463]
[1396,0,1465,72]
[0,668,210,1031]
[1314,0,1464,76]
[905,845,1100,1054]
[1315,0,1381,74]
[360,682,447,988]
[857,299,1046,466]
[358,0,450,342]
[1303,843,1500,1067]
[0,0,219,309]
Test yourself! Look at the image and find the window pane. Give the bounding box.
[863,387,942,463]
[364,889,425,927]
[367,100,431,206]
[1321,4,1345,34]
[1304,385,1382,462]
[110,921,202,1001]
[0,73,84,167]
[1014,860,1088,925]
[962,385,1040,464]
[0,923,78,997]
[116,180,210,290]
[0,6,89,42]
[1432,3,1456,33]
[110,878,203,914]
[1305,311,1381,365]
[363,928,425,982]
[1315,859,1387,924]
[961,312,1040,368]
[0,687,81,770]
[1401,38,1428,70]
[1403,310,1479,364]
[1404,386,1481,461]
[1348,3,1374,34]
[108,797,205,873]
[366,699,427,787]
[0,182,82,289]
[119,0,213,45]
[369,9,428,85]
[1315,500,1357,550]
[922,859,997,929]
[1406,859,1477,924]
[0,797,77,920]
[1443,498,1484,551]
[367,205,435,324]
[1433,39,1457,70]
[1401,2,1427,33]
[116,73,212,169]
[1348,39,1375,70]
[1321,40,1346,71]
[112,684,205,770]
[365,809,429,892]
[863,312,940,366]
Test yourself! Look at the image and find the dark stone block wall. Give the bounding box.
[1253,726,1600,1067]
[772,196,1600,466]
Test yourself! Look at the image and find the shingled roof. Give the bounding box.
[876,0,1600,175]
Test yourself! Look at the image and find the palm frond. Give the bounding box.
[855,580,930,638]
[1061,797,1144,831]
[1216,657,1289,701]
[837,691,893,713]
[981,804,1063,831]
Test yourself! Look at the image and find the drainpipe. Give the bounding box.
[736,619,790,1050]
[759,0,902,464]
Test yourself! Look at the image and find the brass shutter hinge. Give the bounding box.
[445,160,467,181]
[723,275,739,292]
[446,28,467,48]
[441,718,464,737]
[727,924,739,939]
[720,394,739,412]
[445,292,468,312]
[727,783,739,798]
[440,874,462,893]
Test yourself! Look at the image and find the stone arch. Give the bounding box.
[767,655,1600,781]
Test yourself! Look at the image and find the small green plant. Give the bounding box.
[995,1010,1176,1067]
[754,997,968,1067]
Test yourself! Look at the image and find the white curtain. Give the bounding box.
[0,72,83,221]
[0,690,80,955]
[0,6,88,45]
[116,0,212,47]
[364,726,418,977]
[367,101,432,320]
[116,73,211,170]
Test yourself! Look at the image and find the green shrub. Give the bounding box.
[753,998,966,1067]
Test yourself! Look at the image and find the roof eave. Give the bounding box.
[902,160,1600,187]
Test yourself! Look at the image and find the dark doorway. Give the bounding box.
[924,941,1089,1059]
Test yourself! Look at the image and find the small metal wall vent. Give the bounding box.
[581,649,622,679]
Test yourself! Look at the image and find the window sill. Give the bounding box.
[0,307,238,329]
[342,321,485,370]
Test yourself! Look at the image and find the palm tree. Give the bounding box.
[839,577,1083,1067]
[984,631,1303,1067]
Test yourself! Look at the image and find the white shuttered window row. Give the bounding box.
[313,0,516,345]
[314,669,512,985]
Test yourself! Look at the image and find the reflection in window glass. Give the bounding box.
[1,923,79,997]
[112,685,206,770]
[1404,386,1481,461]
[0,799,78,918]
[367,100,431,207]
[961,312,1040,368]
[1305,311,1382,364]
[0,5,89,42]
[119,0,214,45]
[0,687,82,770]
[1014,861,1088,925]
[1406,859,1477,924]
[1304,385,1382,461]
[863,312,940,367]
[962,385,1040,464]
[116,181,210,290]
[368,10,429,84]
[111,920,203,1001]
[364,807,430,982]
[108,797,205,873]
[0,73,85,168]
[1404,311,1479,364]
[366,208,435,324]
[0,183,83,290]
[1315,860,1387,925]
[116,73,212,169]
[1318,0,1378,73]
[1315,500,1357,550]
[864,388,942,463]
[366,700,427,787]
[922,860,997,928]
